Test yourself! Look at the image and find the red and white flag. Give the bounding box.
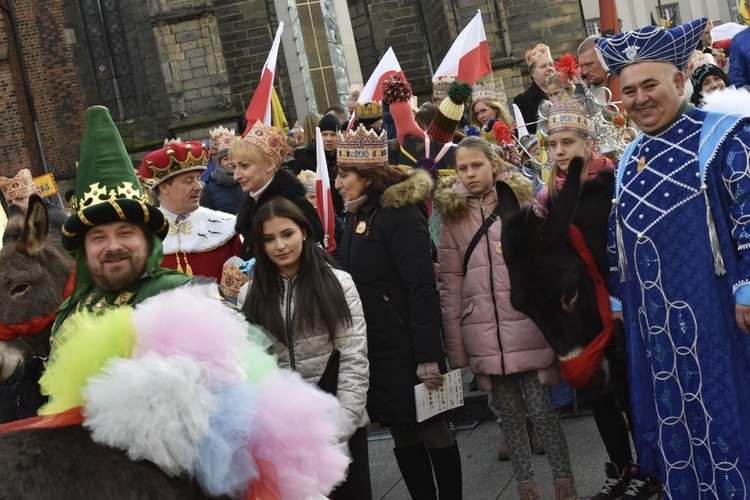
[433,10,492,85]
[243,23,284,136]
[315,127,336,254]
[347,47,403,130]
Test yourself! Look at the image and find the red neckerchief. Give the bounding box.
[558,224,614,388]
[0,271,76,341]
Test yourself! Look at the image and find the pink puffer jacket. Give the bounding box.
[434,173,557,390]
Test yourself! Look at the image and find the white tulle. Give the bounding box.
[702,86,750,116]
[83,354,216,476]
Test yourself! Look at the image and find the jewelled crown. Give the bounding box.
[0,168,37,201]
[525,43,552,68]
[138,141,209,188]
[215,128,237,152]
[240,121,291,168]
[337,124,388,170]
[354,101,383,120]
[547,96,589,136]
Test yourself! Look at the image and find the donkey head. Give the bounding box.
[496,158,603,360]
[0,195,72,383]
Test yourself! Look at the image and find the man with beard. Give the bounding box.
[576,36,614,105]
[54,106,193,334]
[138,142,241,282]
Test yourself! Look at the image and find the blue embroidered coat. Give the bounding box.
[608,108,750,498]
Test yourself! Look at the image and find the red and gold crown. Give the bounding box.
[220,262,250,299]
[215,128,237,152]
[138,141,209,188]
[337,124,388,170]
[354,101,383,120]
[240,122,291,168]
[525,43,552,68]
[547,96,589,136]
[0,168,38,201]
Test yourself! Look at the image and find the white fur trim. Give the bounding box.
[161,207,236,254]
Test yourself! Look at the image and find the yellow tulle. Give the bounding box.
[39,308,137,415]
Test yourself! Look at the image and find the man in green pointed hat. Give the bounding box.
[54,106,193,335]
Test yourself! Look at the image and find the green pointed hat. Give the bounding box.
[61,106,167,252]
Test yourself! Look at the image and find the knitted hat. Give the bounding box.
[61,106,167,252]
[239,121,291,168]
[138,141,209,189]
[595,18,707,75]
[525,43,552,68]
[381,75,423,146]
[0,168,38,201]
[427,81,472,143]
[691,63,727,91]
[337,124,388,170]
[318,114,341,133]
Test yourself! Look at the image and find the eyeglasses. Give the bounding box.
[475,107,492,115]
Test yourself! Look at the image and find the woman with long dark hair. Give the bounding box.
[335,124,463,499]
[240,196,371,498]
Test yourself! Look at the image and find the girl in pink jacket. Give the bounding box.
[435,136,576,500]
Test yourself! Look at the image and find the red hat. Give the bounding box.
[138,141,209,189]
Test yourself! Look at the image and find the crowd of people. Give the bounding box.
[1,13,750,500]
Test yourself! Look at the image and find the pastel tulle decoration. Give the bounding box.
[39,308,136,415]
[252,369,350,499]
[132,284,251,384]
[241,339,278,384]
[465,125,481,137]
[83,353,216,476]
[194,384,260,497]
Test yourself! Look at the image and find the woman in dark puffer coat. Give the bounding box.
[201,146,244,215]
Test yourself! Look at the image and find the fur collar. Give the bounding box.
[161,206,236,254]
[433,171,535,222]
[380,169,433,209]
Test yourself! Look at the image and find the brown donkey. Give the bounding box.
[0,195,73,422]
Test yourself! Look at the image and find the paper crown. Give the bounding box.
[427,81,472,143]
[354,101,383,120]
[240,121,291,168]
[62,106,167,252]
[210,125,233,145]
[337,124,388,170]
[595,18,707,75]
[547,96,589,136]
[138,141,209,189]
[432,76,456,100]
[219,262,250,300]
[297,170,316,192]
[0,168,37,201]
[686,50,718,78]
[214,128,237,152]
[525,43,552,68]
[472,80,497,101]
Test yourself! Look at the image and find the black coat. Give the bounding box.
[235,168,324,260]
[284,143,344,216]
[513,81,546,135]
[201,178,244,215]
[338,170,444,425]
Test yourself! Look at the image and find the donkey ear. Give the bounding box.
[495,180,521,219]
[567,156,585,181]
[21,195,49,255]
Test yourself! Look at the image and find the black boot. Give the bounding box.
[427,443,463,500]
[393,444,437,500]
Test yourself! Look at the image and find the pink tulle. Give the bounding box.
[251,370,350,499]
[131,284,250,384]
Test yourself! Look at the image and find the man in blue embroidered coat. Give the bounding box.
[600,18,750,498]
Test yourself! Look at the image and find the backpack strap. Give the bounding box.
[462,204,502,276]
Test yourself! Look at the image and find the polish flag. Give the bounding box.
[433,10,492,85]
[243,23,284,136]
[347,47,403,130]
[315,127,336,254]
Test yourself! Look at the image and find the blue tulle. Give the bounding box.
[194,384,260,497]
[465,125,481,137]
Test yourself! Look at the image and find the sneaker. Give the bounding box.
[622,463,662,500]
[591,462,625,500]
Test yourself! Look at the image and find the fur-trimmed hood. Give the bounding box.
[433,170,535,222]
[380,169,434,209]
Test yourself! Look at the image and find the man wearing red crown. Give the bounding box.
[138,142,241,282]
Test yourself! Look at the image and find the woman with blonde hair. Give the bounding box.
[469,97,514,128]
[230,121,324,259]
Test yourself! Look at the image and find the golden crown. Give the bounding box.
[70,181,149,215]
[140,142,209,188]
[220,262,250,299]
[354,101,383,120]
[0,168,37,200]
[337,124,388,170]
[241,122,291,168]
[547,96,589,136]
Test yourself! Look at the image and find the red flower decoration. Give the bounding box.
[492,121,513,146]
[554,54,580,85]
